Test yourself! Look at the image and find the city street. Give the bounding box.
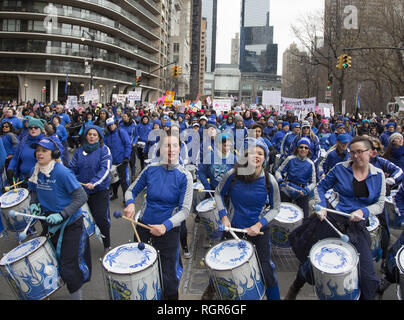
[0,175,400,301]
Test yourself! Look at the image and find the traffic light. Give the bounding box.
[345,55,352,69]
[336,55,344,70]
[136,76,141,87]
[172,65,178,78]
[327,76,333,90]
[176,66,182,76]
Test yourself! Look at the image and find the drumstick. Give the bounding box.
[130,221,145,250]
[4,180,24,191]
[113,211,152,231]
[314,205,365,221]
[218,224,264,235]
[8,210,47,221]
[323,216,350,243]
[18,217,35,242]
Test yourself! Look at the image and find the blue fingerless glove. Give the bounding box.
[46,213,64,225]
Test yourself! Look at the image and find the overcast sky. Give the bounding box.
[216,0,325,75]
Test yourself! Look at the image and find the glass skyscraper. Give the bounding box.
[239,0,277,74]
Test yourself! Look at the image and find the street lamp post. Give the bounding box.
[81,30,96,90]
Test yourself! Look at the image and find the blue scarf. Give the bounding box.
[82,141,100,154]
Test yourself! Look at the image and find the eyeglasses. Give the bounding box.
[29,126,40,130]
[372,146,381,151]
[2,126,10,128]
[298,146,309,150]
[350,149,369,156]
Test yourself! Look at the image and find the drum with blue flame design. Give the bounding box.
[101,243,162,300]
[205,239,265,300]
[0,188,32,232]
[309,238,360,300]
[0,236,64,300]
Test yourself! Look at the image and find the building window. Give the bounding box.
[173,43,180,53]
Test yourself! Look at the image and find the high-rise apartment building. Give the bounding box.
[0,0,166,103]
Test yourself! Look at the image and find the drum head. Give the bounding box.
[193,181,204,190]
[309,238,358,274]
[205,240,254,271]
[366,216,380,232]
[396,246,404,274]
[0,237,47,265]
[0,188,29,209]
[196,198,216,213]
[102,243,157,274]
[275,202,303,223]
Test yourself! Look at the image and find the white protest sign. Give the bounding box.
[83,89,99,103]
[117,94,128,104]
[262,90,281,107]
[66,96,78,110]
[128,89,142,101]
[212,99,232,113]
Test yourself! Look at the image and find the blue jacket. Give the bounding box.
[198,149,236,190]
[50,112,70,126]
[55,124,68,142]
[328,132,352,147]
[243,118,255,129]
[1,133,19,157]
[317,132,332,151]
[394,183,404,225]
[1,116,22,130]
[380,130,396,148]
[263,126,276,141]
[69,144,112,193]
[119,120,137,143]
[318,147,350,176]
[275,155,317,197]
[214,169,281,229]
[125,162,193,231]
[371,156,403,184]
[390,145,404,172]
[9,133,45,179]
[316,161,386,218]
[104,128,132,164]
[280,132,298,156]
[272,129,288,152]
[136,121,153,143]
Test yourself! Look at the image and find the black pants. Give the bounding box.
[129,147,137,176]
[180,220,188,250]
[50,217,92,294]
[111,162,129,198]
[136,146,147,171]
[136,225,181,300]
[87,189,111,248]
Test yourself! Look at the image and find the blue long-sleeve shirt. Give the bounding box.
[125,162,193,232]
[104,128,132,164]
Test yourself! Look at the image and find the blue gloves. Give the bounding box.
[29,203,42,216]
[46,213,64,225]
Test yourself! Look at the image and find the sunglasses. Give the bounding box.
[372,146,381,151]
[298,146,309,150]
[2,126,10,128]
[29,126,40,130]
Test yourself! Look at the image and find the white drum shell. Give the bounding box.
[385,195,403,230]
[196,198,219,235]
[110,165,120,184]
[102,243,162,300]
[192,181,205,207]
[269,202,303,248]
[205,240,266,300]
[396,246,404,300]
[366,216,381,261]
[0,188,32,232]
[309,238,360,300]
[0,237,63,300]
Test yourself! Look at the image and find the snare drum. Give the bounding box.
[110,165,120,184]
[0,188,32,233]
[196,198,219,237]
[269,203,303,249]
[81,203,95,237]
[396,246,404,300]
[366,216,382,261]
[102,242,162,300]
[204,239,266,300]
[309,238,360,300]
[385,195,404,230]
[0,237,64,300]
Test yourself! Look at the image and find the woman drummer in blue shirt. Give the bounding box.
[28,137,91,300]
[214,137,281,300]
[124,130,193,300]
[285,135,385,300]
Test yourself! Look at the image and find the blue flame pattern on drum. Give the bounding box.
[3,238,42,264]
[314,247,348,271]
[315,281,360,300]
[279,204,301,221]
[1,189,27,207]
[6,256,60,300]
